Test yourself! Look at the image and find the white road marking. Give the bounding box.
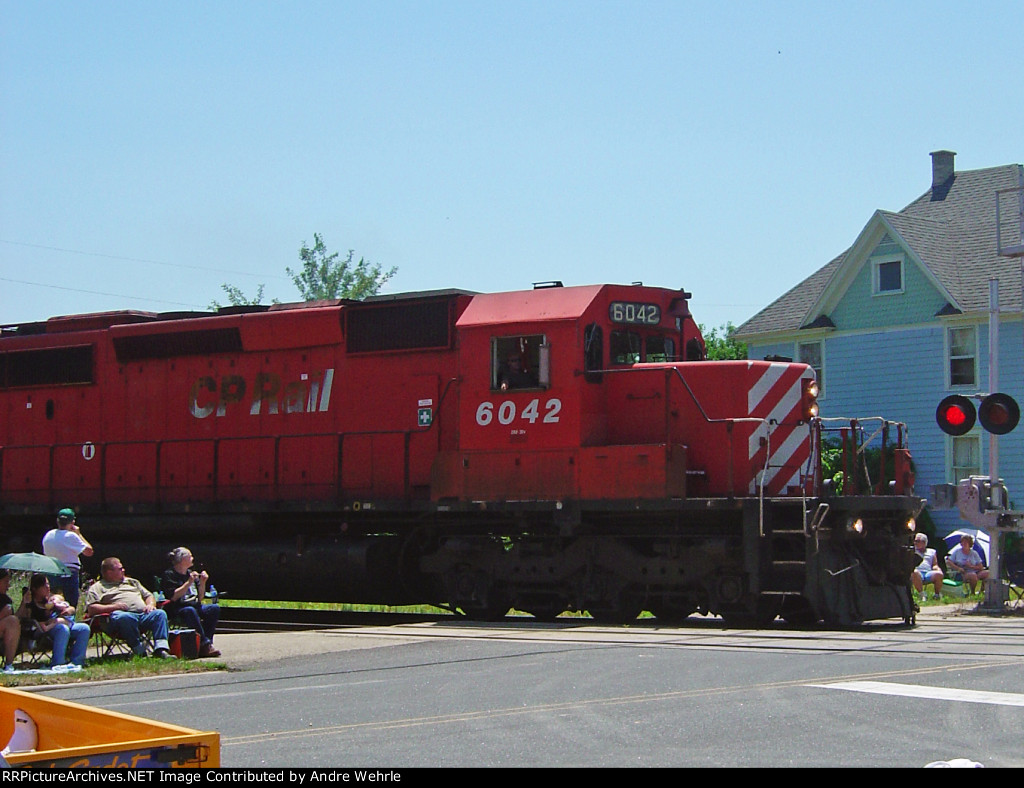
[811,681,1024,707]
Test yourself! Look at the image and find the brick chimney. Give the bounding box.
[930,150,956,193]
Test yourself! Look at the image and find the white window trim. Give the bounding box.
[944,323,979,389]
[796,339,825,398]
[871,255,905,296]
[947,432,982,485]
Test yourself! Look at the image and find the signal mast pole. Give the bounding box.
[982,279,1004,610]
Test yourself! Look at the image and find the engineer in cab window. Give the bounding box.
[499,353,534,391]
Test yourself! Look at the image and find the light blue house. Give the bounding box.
[734,151,1024,537]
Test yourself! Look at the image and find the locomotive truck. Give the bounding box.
[0,282,923,625]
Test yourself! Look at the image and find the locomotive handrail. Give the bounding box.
[593,364,784,533]
[0,375,464,510]
[816,416,911,496]
[0,425,441,509]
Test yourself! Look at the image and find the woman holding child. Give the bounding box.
[19,573,89,668]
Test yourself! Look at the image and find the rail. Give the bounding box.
[0,376,461,511]
[815,416,912,496]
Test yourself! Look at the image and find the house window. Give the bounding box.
[951,435,980,483]
[948,326,977,387]
[797,341,824,395]
[873,258,904,295]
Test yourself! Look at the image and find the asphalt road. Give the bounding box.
[34,608,1024,768]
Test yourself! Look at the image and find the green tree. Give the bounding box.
[699,322,747,360]
[209,283,268,311]
[287,233,397,301]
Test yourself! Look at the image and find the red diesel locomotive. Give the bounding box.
[0,282,922,625]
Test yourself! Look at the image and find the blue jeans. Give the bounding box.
[55,569,82,610]
[169,603,220,646]
[108,610,170,655]
[50,621,90,667]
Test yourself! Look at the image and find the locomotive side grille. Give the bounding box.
[113,327,243,361]
[0,345,94,388]
[346,299,452,353]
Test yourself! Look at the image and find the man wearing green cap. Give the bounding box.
[42,508,93,609]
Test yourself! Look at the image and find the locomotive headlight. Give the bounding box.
[801,379,820,421]
[905,517,916,532]
[847,517,864,534]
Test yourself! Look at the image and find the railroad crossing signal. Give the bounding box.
[936,393,1020,436]
[977,393,1020,435]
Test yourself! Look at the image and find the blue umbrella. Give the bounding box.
[0,552,70,577]
[943,529,989,566]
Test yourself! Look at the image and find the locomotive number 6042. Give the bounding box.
[476,398,562,426]
[609,301,661,325]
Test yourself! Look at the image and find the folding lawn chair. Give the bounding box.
[85,614,155,660]
[1003,552,1024,609]
[15,619,52,668]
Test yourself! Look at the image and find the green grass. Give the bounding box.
[220,598,455,614]
[1,654,226,689]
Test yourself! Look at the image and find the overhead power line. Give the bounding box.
[0,238,291,280]
[0,276,209,310]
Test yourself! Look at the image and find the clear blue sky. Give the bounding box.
[2,1,1021,332]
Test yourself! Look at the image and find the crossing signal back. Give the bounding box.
[936,393,1020,436]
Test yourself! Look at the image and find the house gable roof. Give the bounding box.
[734,161,1024,340]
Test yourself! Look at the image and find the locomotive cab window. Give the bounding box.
[611,331,676,365]
[583,323,603,383]
[645,335,675,362]
[493,334,547,391]
[610,331,641,365]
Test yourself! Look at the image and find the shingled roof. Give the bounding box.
[734,155,1024,338]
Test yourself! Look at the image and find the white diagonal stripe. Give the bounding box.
[748,375,803,458]
[747,362,787,413]
[810,681,1024,707]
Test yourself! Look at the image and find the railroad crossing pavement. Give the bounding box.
[210,600,1010,669]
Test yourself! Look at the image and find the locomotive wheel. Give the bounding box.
[527,602,567,622]
[651,605,696,625]
[587,589,644,625]
[720,599,777,628]
[779,596,818,627]
[461,591,512,622]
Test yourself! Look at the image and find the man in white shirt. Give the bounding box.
[42,508,93,609]
[911,533,944,601]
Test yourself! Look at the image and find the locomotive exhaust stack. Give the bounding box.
[0,283,923,626]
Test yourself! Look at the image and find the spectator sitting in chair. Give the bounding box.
[160,547,221,658]
[911,533,944,601]
[945,534,990,596]
[84,558,175,659]
[0,570,21,673]
[18,573,89,668]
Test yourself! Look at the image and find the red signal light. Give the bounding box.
[945,405,968,427]
[936,395,976,436]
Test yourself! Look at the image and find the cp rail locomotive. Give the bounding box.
[0,282,923,625]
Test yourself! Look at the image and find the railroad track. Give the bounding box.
[216,606,458,634]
